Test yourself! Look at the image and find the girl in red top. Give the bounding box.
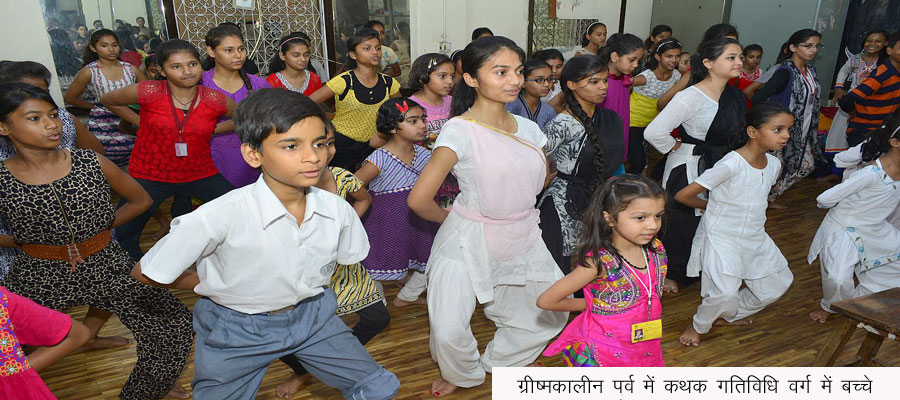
[101,39,237,261]
[265,34,323,96]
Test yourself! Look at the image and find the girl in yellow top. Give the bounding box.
[628,38,682,174]
[311,28,400,170]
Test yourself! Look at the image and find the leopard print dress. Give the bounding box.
[0,149,193,400]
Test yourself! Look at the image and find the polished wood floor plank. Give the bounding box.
[41,176,900,399]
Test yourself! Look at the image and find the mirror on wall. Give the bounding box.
[38,0,168,91]
[333,0,411,84]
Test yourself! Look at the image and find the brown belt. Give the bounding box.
[22,230,111,270]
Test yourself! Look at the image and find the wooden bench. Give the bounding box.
[814,287,900,366]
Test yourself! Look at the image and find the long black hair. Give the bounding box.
[0,61,52,86]
[450,36,525,117]
[581,22,606,48]
[861,112,900,162]
[408,53,453,92]
[776,29,821,64]
[644,24,672,50]
[82,28,118,67]
[861,30,890,61]
[266,34,311,76]
[575,174,667,277]
[204,24,254,94]
[0,82,58,123]
[689,37,741,85]
[700,24,739,49]
[345,28,381,71]
[644,37,682,72]
[559,55,608,185]
[730,102,792,150]
[599,33,643,65]
[155,39,202,75]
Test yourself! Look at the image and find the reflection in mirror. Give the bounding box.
[38,0,168,91]
[333,0,411,85]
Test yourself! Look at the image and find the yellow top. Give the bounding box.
[326,71,400,142]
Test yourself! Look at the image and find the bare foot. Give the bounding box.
[392,296,427,307]
[768,201,788,210]
[430,378,458,398]
[164,383,191,399]
[81,336,131,350]
[679,325,701,347]
[662,278,679,293]
[808,309,834,323]
[275,373,312,399]
[713,318,752,326]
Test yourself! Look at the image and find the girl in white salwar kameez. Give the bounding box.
[808,115,900,323]
[407,36,567,398]
[675,103,795,346]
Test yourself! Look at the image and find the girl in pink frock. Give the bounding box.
[539,174,668,367]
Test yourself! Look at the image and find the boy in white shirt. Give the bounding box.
[131,89,400,400]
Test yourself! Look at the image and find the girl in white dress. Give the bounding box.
[408,36,567,397]
[675,103,795,346]
[808,114,900,323]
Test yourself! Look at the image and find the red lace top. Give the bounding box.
[265,70,323,96]
[130,80,228,183]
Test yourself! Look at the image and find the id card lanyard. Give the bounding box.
[624,249,653,318]
[167,85,200,157]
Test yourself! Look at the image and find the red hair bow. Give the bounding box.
[395,100,410,113]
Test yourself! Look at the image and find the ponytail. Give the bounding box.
[82,29,118,67]
[450,36,525,117]
[689,37,740,86]
[205,24,253,93]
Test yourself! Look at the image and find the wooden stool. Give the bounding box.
[813,287,900,366]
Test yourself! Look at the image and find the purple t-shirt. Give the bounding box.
[598,74,631,161]
[409,95,452,150]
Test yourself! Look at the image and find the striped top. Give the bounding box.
[839,61,900,132]
[364,146,431,195]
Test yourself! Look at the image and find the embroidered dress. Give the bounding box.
[740,66,761,82]
[86,61,136,165]
[361,146,439,280]
[0,286,72,400]
[543,240,667,367]
[328,167,384,314]
[0,109,78,280]
[201,69,271,188]
[265,70,323,97]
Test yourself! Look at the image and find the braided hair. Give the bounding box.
[204,24,253,94]
[560,55,608,186]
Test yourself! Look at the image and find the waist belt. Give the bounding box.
[22,230,111,271]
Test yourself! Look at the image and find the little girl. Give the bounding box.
[355,98,439,307]
[0,286,90,399]
[64,29,147,165]
[265,34,324,96]
[201,24,271,188]
[311,28,401,170]
[276,124,389,398]
[0,82,193,399]
[808,114,900,323]
[599,33,645,173]
[408,53,455,149]
[506,59,558,130]
[629,38,682,174]
[539,174,668,367]
[675,103,795,347]
[101,39,237,261]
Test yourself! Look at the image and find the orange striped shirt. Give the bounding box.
[840,61,900,131]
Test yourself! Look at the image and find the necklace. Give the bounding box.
[171,90,196,109]
[622,248,653,317]
[467,107,518,133]
[621,252,648,270]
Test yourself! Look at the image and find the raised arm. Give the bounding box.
[309,85,336,104]
[72,117,105,154]
[98,84,140,126]
[657,71,690,110]
[98,152,152,228]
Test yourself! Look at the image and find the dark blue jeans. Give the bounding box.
[116,174,234,261]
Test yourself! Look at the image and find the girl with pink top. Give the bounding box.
[539,174,668,367]
[408,36,567,397]
[599,33,645,174]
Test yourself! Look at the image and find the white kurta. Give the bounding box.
[687,152,788,278]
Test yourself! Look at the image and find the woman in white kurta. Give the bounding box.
[408,37,567,397]
[808,154,900,322]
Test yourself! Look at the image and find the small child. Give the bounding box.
[265,34,324,96]
[676,103,795,346]
[506,59,558,130]
[408,53,455,149]
[539,174,668,367]
[355,98,440,307]
[0,286,90,400]
[808,113,900,323]
[132,89,399,399]
[599,33,645,173]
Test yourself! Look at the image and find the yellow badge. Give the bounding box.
[631,319,662,343]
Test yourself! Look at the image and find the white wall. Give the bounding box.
[624,0,653,38]
[0,0,64,104]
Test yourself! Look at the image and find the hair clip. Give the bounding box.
[427,57,438,69]
[395,100,410,113]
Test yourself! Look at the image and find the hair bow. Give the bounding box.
[395,100,410,113]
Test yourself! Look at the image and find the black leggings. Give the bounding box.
[280,300,390,376]
[626,126,648,174]
[331,132,375,171]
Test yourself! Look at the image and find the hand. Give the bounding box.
[670,139,682,153]
[832,88,847,102]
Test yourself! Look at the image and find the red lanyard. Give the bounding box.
[799,67,817,96]
[166,85,200,141]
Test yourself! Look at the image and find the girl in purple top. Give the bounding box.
[201,25,271,188]
[599,34,644,172]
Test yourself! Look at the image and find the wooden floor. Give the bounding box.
[42,176,900,400]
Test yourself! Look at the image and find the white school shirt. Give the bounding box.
[140,176,370,314]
